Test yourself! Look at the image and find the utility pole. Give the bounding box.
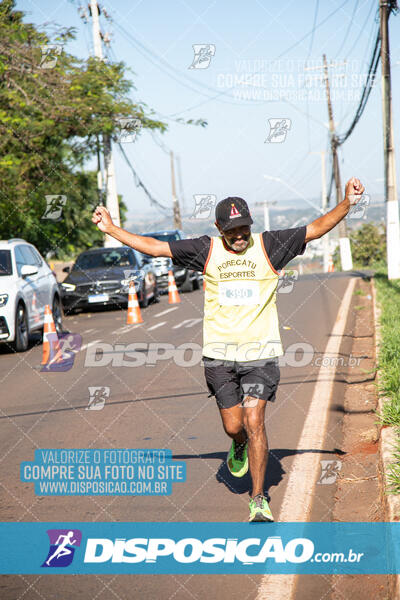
[95,135,103,206]
[380,0,400,279]
[255,200,276,230]
[311,150,330,272]
[323,54,353,271]
[89,0,121,247]
[176,155,185,216]
[170,151,182,229]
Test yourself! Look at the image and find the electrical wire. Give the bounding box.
[336,29,380,145]
[334,0,361,59]
[304,0,320,153]
[276,0,350,59]
[117,143,172,216]
[307,0,320,59]
[111,2,353,116]
[340,0,377,63]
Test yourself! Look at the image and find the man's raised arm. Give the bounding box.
[305,177,365,243]
[91,205,173,258]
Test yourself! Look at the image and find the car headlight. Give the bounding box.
[61,283,76,292]
[121,277,138,286]
[175,269,186,277]
[0,294,8,307]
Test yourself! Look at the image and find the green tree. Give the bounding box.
[333,222,386,269]
[0,0,175,257]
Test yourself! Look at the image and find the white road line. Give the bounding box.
[117,324,141,334]
[256,277,356,600]
[80,339,101,352]
[82,328,96,334]
[147,321,167,331]
[172,318,202,329]
[154,307,179,318]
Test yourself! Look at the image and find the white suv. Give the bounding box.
[0,239,62,352]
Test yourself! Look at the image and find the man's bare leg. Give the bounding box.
[218,403,247,443]
[243,398,268,497]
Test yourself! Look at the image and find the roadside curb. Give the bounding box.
[372,278,400,598]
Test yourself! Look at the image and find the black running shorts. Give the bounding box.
[203,356,281,409]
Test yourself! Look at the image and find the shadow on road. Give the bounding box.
[173,447,345,498]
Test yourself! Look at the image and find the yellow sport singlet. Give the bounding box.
[202,233,283,362]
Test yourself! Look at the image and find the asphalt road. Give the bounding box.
[0,271,366,600]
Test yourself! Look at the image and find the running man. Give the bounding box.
[92,176,364,522]
[46,531,77,566]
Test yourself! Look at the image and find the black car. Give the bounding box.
[60,247,158,314]
[140,230,201,292]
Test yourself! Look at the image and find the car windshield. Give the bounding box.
[73,249,137,270]
[144,233,180,242]
[0,250,12,276]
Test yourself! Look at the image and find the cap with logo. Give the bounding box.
[215,197,253,231]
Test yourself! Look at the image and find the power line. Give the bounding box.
[117,143,172,216]
[306,0,320,59]
[111,3,353,116]
[336,29,381,145]
[113,21,253,108]
[276,0,350,59]
[304,0,320,152]
[334,0,361,59]
[340,0,377,63]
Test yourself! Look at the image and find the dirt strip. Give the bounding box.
[331,276,389,599]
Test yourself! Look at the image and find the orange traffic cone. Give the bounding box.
[127,281,143,324]
[32,292,40,324]
[41,305,62,366]
[168,270,181,304]
[328,256,335,273]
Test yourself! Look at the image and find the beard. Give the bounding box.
[226,233,251,252]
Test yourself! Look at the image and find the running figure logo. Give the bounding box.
[41,333,82,372]
[39,44,62,69]
[86,386,110,410]
[188,44,216,69]
[347,194,370,219]
[42,195,67,221]
[191,194,216,219]
[277,270,298,294]
[242,383,264,407]
[317,460,342,485]
[42,529,82,567]
[116,117,141,143]
[265,119,291,143]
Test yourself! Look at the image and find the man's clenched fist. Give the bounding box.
[92,205,113,233]
[345,177,365,205]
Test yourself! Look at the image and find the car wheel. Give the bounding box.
[140,283,149,308]
[192,274,201,291]
[52,295,63,334]
[180,271,194,293]
[152,283,160,304]
[13,303,29,352]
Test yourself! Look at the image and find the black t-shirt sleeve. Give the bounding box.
[168,235,211,272]
[262,226,307,271]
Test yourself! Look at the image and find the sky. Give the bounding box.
[16,0,400,228]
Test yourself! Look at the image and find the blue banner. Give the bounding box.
[0,522,399,574]
[20,449,186,496]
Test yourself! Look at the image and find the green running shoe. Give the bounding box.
[249,494,274,522]
[227,439,248,477]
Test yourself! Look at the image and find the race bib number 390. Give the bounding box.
[218,280,260,306]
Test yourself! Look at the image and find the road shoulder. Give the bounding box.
[331,276,389,599]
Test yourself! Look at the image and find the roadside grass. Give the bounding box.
[386,434,400,494]
[373,265,400,494]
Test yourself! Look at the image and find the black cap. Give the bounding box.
[215,197,253,231]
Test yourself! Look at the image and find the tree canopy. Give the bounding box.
[0,0,168,258]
